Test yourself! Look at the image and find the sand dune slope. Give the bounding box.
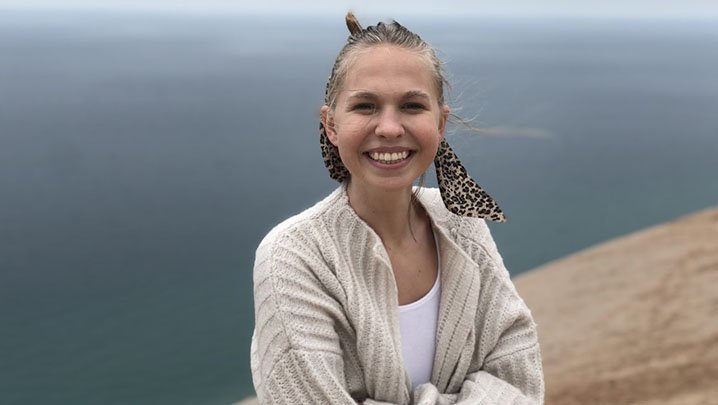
[514,208,718,404]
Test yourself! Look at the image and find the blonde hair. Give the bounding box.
[324,12,448,109]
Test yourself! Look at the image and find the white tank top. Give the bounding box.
[398,243,441,392]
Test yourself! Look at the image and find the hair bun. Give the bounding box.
[345,11,363,36]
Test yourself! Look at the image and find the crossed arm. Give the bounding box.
[252,347,541,405]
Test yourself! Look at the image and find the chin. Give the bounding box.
[359,175,420,194]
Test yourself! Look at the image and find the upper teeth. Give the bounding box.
[369,151,409,163]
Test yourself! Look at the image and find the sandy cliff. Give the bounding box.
[514,207,718,404]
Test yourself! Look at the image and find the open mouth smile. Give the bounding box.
[366,151,411,164]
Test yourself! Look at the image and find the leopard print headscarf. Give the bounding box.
[320,13,506,222]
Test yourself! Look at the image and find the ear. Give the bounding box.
[438,105,450,138]
[320,105,339,146]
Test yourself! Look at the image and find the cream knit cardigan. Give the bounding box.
[251,186,544,404]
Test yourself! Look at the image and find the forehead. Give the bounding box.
[341,45,437,98]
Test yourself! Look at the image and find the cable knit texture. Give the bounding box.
[251,186,544,404]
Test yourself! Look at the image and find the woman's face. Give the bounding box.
[322,45,449,194]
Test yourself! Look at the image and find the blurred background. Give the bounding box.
[1,1,717,404]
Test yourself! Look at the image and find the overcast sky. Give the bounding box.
[3,0,718,18]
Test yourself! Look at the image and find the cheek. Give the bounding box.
[418,117,444,139]
[335,132,362,157]
[334,118,368,143]
[419,120,444,156]
[333,124,370,168]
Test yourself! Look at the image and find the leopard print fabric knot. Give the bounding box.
[319,12,506,221]
[434,139,506,221]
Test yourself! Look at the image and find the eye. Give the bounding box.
[351,103,376,113]
[403,102,427,112]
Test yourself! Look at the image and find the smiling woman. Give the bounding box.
[250,12,544,405]
[321,44,448,197]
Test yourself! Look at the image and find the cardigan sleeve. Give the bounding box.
[408,294,543,405]
[411,345,543,404]
[410,219,543,404]
[251,230,360,404]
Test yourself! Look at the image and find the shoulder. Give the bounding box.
[256,186,347,255]
[417,187,494,244]
[253,184,373,286]
[418,187,506,272]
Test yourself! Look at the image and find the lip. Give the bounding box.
[364,146,414,154]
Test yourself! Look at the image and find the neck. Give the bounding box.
[346,182,420,245]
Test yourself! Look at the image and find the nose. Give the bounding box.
[374,108,404,138]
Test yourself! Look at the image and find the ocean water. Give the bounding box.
[1,9,717,404]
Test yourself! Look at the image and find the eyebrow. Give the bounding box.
[403,90,431,100]
[345,90,432,102]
